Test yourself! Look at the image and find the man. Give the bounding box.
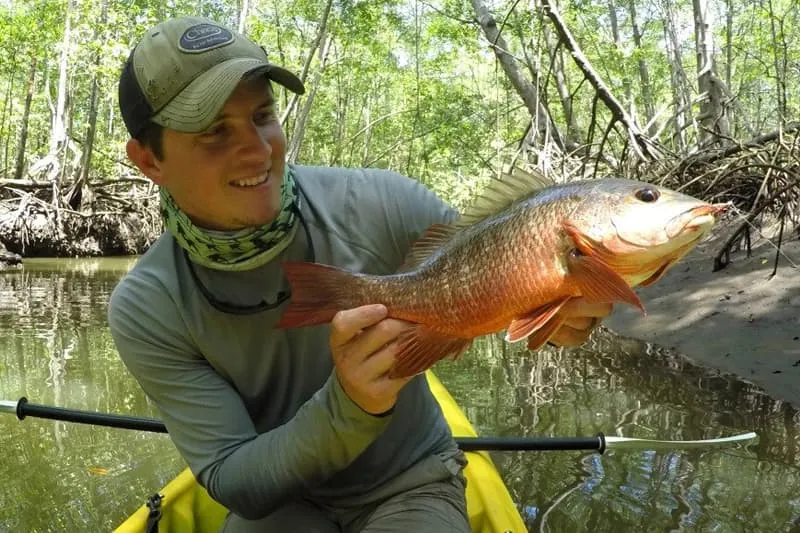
[109,15,611,532]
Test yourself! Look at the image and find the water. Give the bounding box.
[0,259,798,532]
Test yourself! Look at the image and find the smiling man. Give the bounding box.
[109,15,612,532]
[142,77,285,229]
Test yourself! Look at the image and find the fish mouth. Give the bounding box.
[666,202,729,238]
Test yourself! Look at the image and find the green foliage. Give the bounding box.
[0,0,797,208]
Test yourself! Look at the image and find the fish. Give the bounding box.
[275,167,728,378]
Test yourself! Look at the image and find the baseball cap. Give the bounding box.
[118,16,305,138]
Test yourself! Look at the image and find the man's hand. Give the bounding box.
[549,299,613,347]
[329,304,415,415]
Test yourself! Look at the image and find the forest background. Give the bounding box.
[0,0,797,264]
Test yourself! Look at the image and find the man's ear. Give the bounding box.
[126,139,166,186]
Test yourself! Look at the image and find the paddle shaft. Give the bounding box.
[3,397,169,433]
[1,397,607,452]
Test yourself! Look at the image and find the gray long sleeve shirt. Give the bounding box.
[107,165,459,519]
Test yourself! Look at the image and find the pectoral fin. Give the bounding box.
[505,297,571,342]
[568,251,646,314]
[388,326,473,379]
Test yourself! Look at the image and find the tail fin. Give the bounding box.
[276,262,364,328]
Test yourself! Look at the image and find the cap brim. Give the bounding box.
[153,57,305,133]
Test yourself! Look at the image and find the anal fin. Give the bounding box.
[505,297,571,342]
[388,326,472,378]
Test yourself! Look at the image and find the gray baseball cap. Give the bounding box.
[119,16,304,137]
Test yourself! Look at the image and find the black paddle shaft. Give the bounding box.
[10,397,607,453]
[14,397,169,433]
[457,435,606,453]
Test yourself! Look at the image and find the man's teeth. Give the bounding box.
[233,174,268,187]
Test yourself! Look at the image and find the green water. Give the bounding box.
[0,259,798,532]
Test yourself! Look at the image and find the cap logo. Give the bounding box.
[178,23,234,53]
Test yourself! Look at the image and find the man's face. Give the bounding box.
[146,76,287,231]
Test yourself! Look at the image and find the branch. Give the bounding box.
[88,177,151,188]
[683,121,800,168]
[418,0,477,25]
[713,171,800,271]
[1,179,52,190]
[539,0,661,161]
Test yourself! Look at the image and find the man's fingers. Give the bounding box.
[329,304,388,348]
[362,339,412,382]
[549,322,594,347]
[342,318,414,364]
[563,315,593,331]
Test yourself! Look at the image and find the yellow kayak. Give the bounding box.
[114,372,528,533]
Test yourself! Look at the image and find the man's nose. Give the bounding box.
[238,124,272,163]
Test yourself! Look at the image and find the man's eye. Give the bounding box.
[201,124,226,139]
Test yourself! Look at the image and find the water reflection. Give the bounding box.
[0,259,798,532]
[434,332,800,532]
[0,257,185,532]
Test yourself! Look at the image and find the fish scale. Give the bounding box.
[276,168,728,378]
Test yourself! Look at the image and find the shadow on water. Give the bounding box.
[435,330,800,533]
[0,258,798,532]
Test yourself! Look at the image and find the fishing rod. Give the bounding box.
[0,397,758,453]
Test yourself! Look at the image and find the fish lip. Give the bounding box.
[666,202,728,238]
[691,202,730,218]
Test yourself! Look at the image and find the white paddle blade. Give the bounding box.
[605,432,758,452]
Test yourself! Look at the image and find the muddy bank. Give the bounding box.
[605,217,800,409]
[0,206,161,261]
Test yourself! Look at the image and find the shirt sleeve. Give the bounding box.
[107,274,392,520]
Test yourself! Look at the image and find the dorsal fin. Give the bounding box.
[457,166,555,226]
[397,223,461,272]
[397,165,556,272]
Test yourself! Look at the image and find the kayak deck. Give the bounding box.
[114,371,527,533]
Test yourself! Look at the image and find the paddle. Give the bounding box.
[0,397,758,453]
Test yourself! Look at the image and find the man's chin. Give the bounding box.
[236,208,282,229]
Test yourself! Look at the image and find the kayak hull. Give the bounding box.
[114,372,527,533]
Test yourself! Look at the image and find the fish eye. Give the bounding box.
[635,187,660,202]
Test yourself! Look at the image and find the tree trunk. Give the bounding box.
[279,0,333,129]
[287,34,332,163]
[13,57,36,182]
[607,0,632,104]
[51,0,71,162]
[271,2,289,114]
[539,23,585,152]
[22,0,72,227]
[628,0,654,129]
[68,0,108,212]
[238,0,250,34]
[692,0,730,147]
[766,0,787,122]
[661,0,690,151]
[361,98,372,167]
[471,0,566,153]
[1,67,15,178]
[724,0,734,133]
